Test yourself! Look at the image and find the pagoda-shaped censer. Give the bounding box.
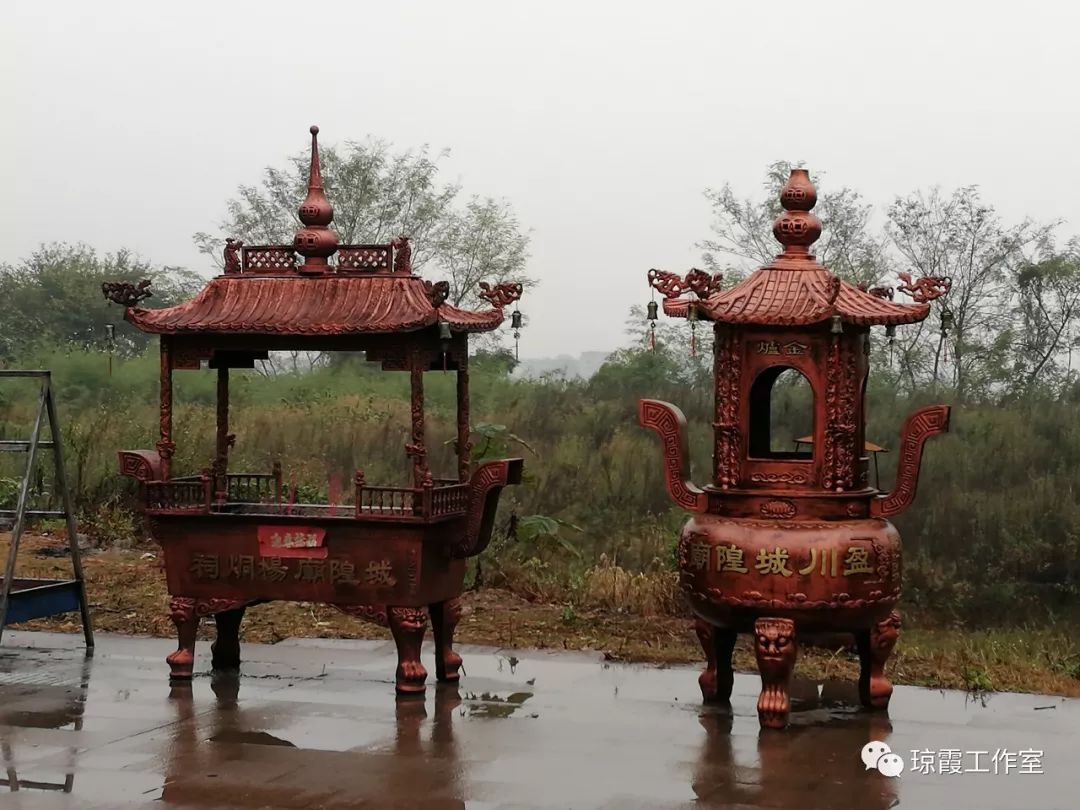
[640,169,951,728]
[105,127,523,694]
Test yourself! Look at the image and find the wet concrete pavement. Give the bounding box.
[0,630,1076,809]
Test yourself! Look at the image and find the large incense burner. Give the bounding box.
[106,127,523,694]
[640,169,950,728]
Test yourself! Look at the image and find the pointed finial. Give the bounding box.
[772,168,822,258]
[294,124,338,273]
[306,126,324,194]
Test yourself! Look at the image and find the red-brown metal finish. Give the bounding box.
[294,126,339,274]
[641,169,951,728]
[125,275,507,335]
[106,127,523,695]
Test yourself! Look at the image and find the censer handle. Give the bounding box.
[638,399,708,513]
[871,404,951,518]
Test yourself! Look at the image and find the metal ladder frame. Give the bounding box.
[0,371,93,647]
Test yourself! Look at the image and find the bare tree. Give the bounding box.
[699,160,892,287]
[1011,240,1080,394]
[435,196,532,308]
[887,187,1055,399]
[193,136,532,309]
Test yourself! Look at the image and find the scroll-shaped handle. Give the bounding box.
[450,458,524,559]
[638,399,707,513]
[871,404,950,518]
[118,449,163,482]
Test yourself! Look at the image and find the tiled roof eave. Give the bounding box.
[123,275,507,336]
[660,270,930,327]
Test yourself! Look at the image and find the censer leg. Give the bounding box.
[429,597,464,683]
[166,597,199,680]
[211,606,247,671]
[753,617,797,729]
[695,619,737,703]
[857,611,901,710]
[388,606,429,694]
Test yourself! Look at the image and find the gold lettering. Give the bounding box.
[843,547,873,576]
[689,542,711,571]
[798,548,818,576]
[716,544,748,573]
[755,547,793,577]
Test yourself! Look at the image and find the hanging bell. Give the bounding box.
[940,307,953,334]
[885,324,896,343]
[647,300,658,321]
[830,314,843,335]
[511,309,523,330]
[438,320,452,371]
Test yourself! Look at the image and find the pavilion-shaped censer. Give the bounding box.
[104,127,523,694]
[640,169,951,728]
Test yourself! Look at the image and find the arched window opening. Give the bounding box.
[749,366,814,459]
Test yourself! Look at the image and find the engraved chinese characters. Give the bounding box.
[678,520,901,612]
[685,540,877,579]
[112,126,524,696]
[267,531,320,550]
[187,552,401,590]
[640,169,948,729]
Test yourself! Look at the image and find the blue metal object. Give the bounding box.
[1,578,83,626]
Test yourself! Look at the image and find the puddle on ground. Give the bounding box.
[461,689,534,718]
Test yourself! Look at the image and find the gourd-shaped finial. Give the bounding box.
[293,125,339,273]
[772,168,822,258]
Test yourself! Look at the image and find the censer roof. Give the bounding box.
[653,169,934,329]
[117,126,518,337]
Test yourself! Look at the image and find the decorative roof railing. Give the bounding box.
[236,244,405,276]
[139,475,469,522]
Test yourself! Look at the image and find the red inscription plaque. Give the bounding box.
[256,525,328,559]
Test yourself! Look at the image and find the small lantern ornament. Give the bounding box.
[639,168,952,729]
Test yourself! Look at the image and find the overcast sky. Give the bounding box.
[4,1,1079,358]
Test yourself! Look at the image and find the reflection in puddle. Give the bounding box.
[461,690,534,718]
[208,729,296,747]
[691,678,899,809]
[162,677,468,807]
[0,651,91,794]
